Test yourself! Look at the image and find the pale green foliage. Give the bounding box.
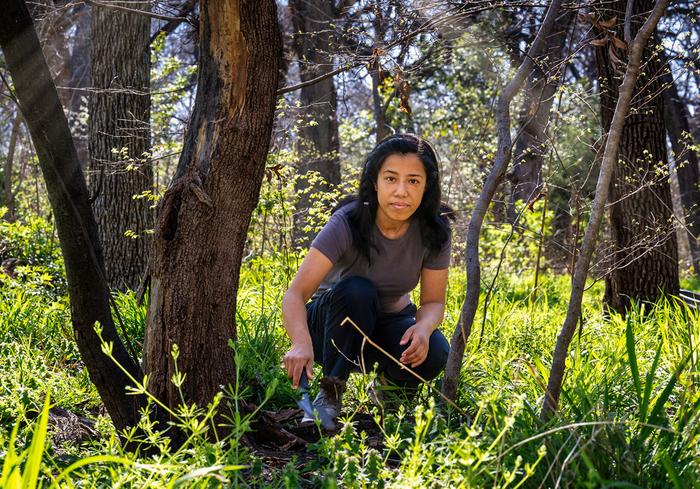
[3,200,700,486]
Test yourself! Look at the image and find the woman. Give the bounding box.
[282,133,452,425]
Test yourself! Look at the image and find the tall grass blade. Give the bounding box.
[0,422,22,489]
[640,341,662,422]
[640,352,691,441]
[169,465,248,488]
[661,453,685,489]
[625,317,642,406]
[21,393,51,489]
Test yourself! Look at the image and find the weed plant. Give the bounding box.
[1,215,699,487]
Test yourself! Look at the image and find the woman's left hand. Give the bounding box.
[399,323,432,368]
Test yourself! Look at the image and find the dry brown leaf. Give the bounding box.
[612,36,627,50]
[598,16,617,29]
[591,38,608,47]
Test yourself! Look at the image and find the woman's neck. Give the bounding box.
[375,212,410,239]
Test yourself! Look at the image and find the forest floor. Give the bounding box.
[2,217,700,487]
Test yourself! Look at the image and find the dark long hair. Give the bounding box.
[338,133,454,263]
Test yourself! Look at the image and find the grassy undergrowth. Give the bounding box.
[1,217,700,487]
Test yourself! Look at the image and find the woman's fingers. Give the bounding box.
[400,326,415,346]
[292,363,304,389]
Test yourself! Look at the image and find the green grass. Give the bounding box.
[1,218,699,487]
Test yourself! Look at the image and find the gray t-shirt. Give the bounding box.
[311,203,451,312]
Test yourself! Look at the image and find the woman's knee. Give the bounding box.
[330,276,378,309]
[419,331,450,381]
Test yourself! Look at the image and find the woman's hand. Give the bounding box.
[399,323,432,368]
[283,341,314,389]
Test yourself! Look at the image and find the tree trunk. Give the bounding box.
[289,0,341,246]
[541,0,671,420]
[661,52,700,276]
[89,0,153,291]
[144,0,282,412]
[442,0,565,402]
[598,0,679,315]
[0,0,146,432]
[66,3,91,169]
[507,8,575,212]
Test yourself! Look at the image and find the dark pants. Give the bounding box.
[306,276,450,388]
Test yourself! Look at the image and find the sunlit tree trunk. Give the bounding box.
[144,0,282,411]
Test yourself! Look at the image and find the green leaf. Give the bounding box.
[641,352,692,441]
[661,453,685,489]
[640,340,663,422]
[21,393,51,489]
[625,317,642,407]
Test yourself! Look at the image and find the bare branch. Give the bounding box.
[540,0,671,420]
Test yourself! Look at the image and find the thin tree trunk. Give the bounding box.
[442,0,565,402]
[541,0,670,420]
[661,51,700,276]
[66,3,91,169]
[290,0,341,246]
[144,0,282,412]
[0,0,146,431]
[600,1,679,315]
[3,113,21,221]
[507,8,575,212]
[89,0,153,291]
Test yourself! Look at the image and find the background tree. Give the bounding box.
[0,0,147,431]
[507,7,576,214]
[289,0,345,246]
[89,0,153,291]
[595,0,679,314]
[661,49,700,276]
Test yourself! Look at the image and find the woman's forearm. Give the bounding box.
[415,301,445,332]
[282,290,313,346]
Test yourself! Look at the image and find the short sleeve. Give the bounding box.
[310,209,353,264]
[423,231,451,269]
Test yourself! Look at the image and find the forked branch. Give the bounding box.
[540,0,670,420]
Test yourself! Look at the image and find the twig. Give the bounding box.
[340,316,470,418]
[82,0,193,24]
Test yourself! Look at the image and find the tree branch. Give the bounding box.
[540,0,671,421]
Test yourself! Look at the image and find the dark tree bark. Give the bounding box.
[661,52,700,276]
[144,0,282,411]
[507,8,575,211]
[290,0,341,246]
[89,0,153,291]
[597,0,679,315]
[0,0,146,431]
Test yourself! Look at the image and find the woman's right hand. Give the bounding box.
[283,341,314,389]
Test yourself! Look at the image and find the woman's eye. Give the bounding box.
[385,176,395,182]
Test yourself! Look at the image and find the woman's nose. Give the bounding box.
[394,181,408,196]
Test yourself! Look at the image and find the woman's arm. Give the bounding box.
[282,247,334,388]
[399,267,449,367]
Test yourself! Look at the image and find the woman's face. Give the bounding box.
[374,153,427,225]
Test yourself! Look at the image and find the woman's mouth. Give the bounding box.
[391,202,410,210]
